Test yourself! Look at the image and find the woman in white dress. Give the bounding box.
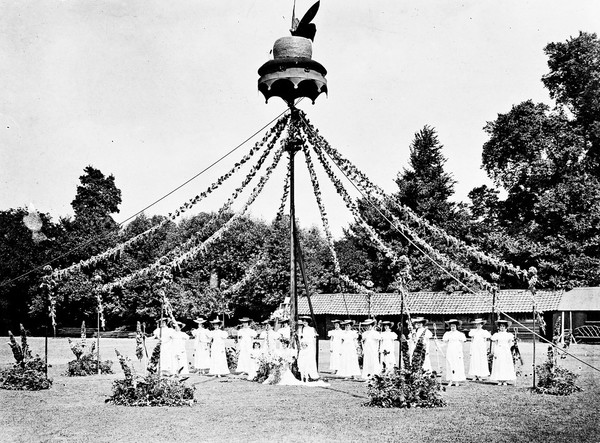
[490,320,516,385]
[152,319,175,375]
[208,318,230,377]
[259,320,280,355]
[409,317,433,372]
[337,320,361,378]
[235,318,257,374]
[327,320,343,373]
[246,341,262,381]
[379,321,398,373]
[468,318,491,380]
[361,319,381,379]
[297,319,320,381]
[442,319,466,386]
[171,321,190,375]
[192,317,211,374]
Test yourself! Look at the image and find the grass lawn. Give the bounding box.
[1,337,599,443]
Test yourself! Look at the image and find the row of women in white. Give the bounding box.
[328,317,517,385]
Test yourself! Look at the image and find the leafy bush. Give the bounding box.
[106,349,195,407]
[65,321,113,376]
[0,325,52,391]
[366,335,446,409]
[226,346,238,371]
[534,346,582,396]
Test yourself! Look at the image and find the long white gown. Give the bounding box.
[259,328,281,355]
[153,326,175,375]
[443,330,466,382]
[490,331,516,382]
[337,330,361,377]
[236,327,257,374]
[380,330,398,373]
[410,327,433,372]
[328,328,343,372]
[192,327,211,371]
[208,329,230,376]
[172,330,190,375]
[361,329,381,378]
[468,328,491,378]
[297,326,319,379]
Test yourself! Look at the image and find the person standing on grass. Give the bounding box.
[442,319,466,386]
[208,318,230,377]
[298,316,320,380]
[259,319,280,355]
[172,320,190,375]
[337,320,361,379]
[379,321,397,373]
[327,319,343,373]
[235,318,256,374]
[410,317,433,372]
[192,317,211,374]
[277,318,291,349]
[246,341,262,381]
[153,319,175,375]
[490,319,516,385]
[468,318,491,380]
[361,319,381,379]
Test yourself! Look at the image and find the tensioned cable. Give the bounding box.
[300,116,600,374]
[0,107,291,289]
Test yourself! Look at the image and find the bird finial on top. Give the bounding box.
[290,1,320,42]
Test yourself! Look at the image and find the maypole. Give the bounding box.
[257,1,327,349]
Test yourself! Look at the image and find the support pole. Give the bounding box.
[159,295,164,376]
[44,322,48,379]
[561,311,565,345]
[532,303,536,389]
[97,309,101,375]
[399,290,404,369]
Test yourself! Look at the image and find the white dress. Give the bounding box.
[361,329,381,378]
[410,327,433,372]
[277,326,291,348]
[468,328,491,378]
[443,330,466,382]
[297,326,319,379]
[153,326,175,375]
[192,327,211,370]
[172,330,190,375]
[380,330,398,373]
[490,331,516,382]
[236,327,257,373]
[259,329,281,355]
[246,348,262,381]
[208,329,230,376]
[328,328,343,371]
[337,330,361,377]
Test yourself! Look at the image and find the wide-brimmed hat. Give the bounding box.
[445,319,462,326]
[380,321,393,326]
[340,320,354,326]
[411,317,427,325]
[193,317,206,324]
[473,318,487,325]
[362,319,375,326]
[331,319,341,324]
[298,315,312,322]
[209,318,222,324]
[261,319,274,324]
[496,319,512,327]
[239,317,252,323]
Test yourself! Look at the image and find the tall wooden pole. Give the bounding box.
[399,290,405,369]
[532,303,536,388]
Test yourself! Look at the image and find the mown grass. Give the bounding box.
[1,337,598,443]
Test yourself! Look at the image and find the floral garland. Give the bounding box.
[298,111,526,281]
[275,161,291,222]
[103,145,286,292]
[39,265,57,334]
[302,145,373,296]
[52,114,290,281]
[93,274,106,329]
[305,129,495,292]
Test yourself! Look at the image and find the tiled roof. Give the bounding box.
[297,289,563,316]
[559,287,600,311]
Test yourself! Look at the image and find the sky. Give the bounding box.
[1,0,599,239]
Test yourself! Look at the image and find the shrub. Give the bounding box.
[534,346,582,396]
[226,346,239,371]
[65,321,113,376]
[106,349,195,407]
[0,325,51,391]
[366,335,446,409]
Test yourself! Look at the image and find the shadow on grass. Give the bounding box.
[321,385,369,399]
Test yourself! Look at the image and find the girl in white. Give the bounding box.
[152,319,175,375]
[327,320,343,373]
[259,320,280,355]
[410,317,433,372]
[171,321,190,375]
[490,320,516,385]
[235,318,257,374]
[297,318,319,381]
[468,318,491,380]
[379,321,397,373]
[192,317,211,374]
[442,319,466,386]
[337,320,361,378]
[361,319,381,379]
[246,341,262,381]
[208,319,230,377]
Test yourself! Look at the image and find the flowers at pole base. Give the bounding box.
[107,349,195,407]
[1,326,51,391]
[65,322,113,376]
[253,350,296,385]
[534,346,582,396]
